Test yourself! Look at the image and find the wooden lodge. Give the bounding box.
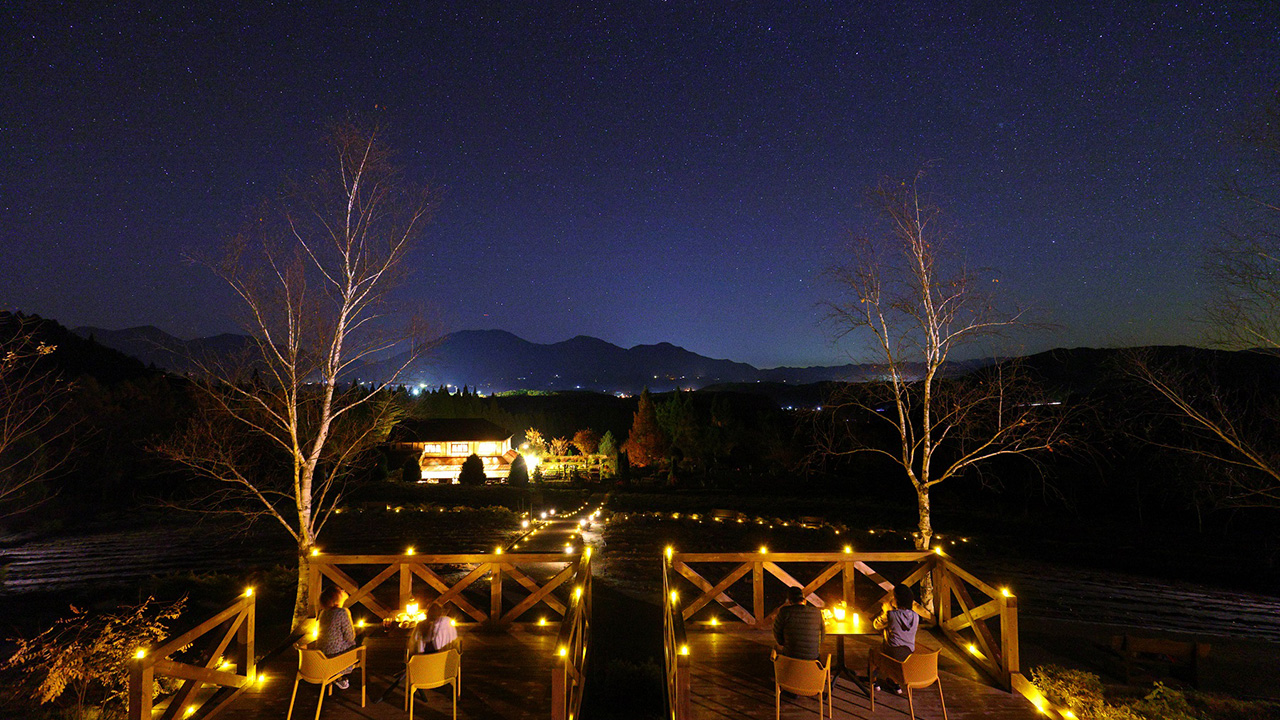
[388,418,518,483]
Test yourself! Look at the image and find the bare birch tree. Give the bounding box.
[821,172,1070,560]
[1130,90,1280,508]
[160,121,435,627]
[0,314,74,518]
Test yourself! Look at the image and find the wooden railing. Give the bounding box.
[128,591,256,720]
[552,549,593,720]
[661,550,1022,704]
[662,550,691,720]
[308,551,579,624]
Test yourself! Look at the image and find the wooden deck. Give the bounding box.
[214,625,558,720]
[201,619,1041,720]
[685,627,1044,720]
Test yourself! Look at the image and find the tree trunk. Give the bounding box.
[914,486,933,551]
[915,486,934,608]
[293,546,314,631]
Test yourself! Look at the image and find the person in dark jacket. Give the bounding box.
[773,585,824,660]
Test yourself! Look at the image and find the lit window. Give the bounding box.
[450,443,470,456]
[423,443,443,455]
[477,442,498,456]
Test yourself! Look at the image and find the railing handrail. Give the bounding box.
[308,551,581,625]
[552,550,592,720]
[665,550,1021,692]
[662,553,690,720]
[128,592,256,720]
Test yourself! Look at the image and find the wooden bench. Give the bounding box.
[1110,634,1210,687]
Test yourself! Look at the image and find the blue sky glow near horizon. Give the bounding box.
[2,1,1276,368]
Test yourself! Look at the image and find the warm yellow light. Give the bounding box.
[406,547,415,555]
[679,645,689,656]
[218,659,235,670]
[709,617,719,626]
[933,546,944,556]
[664,545,674,561]
[450,618,457,627]
[244,587,254,597]
[356,619,366,629]
[558,646,568,658]
[843,545,852,554]
[134,648,148,660]
[538,617,548,626]
[1001,587,1013,598]
[833,605,846,621]
[257,673,267,686]
[669,590,679,604]
[584,547,592,559]
[853,613,861,630]
[574,586,583,600]
[1064,712,1078,720]
[522,519,530,528]
[185,705,196,717]
[758,545,768,554]
[495,547,504,555]
[407,602,420,616]
[310,548,321,556]
[564,544,573,554]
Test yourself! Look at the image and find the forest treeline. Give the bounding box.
[3,310,1279,565]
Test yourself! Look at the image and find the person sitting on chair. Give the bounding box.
[407,601,458,661]
[773,585,824,661]
[315,586,357,689]
[871,583,919,692]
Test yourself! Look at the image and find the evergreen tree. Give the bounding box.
[458,453,486,485]
[621,389,668,467]
[508,454,529,486]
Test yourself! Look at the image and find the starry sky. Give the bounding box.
[2,2,1276,368]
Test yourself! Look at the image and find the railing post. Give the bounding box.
[675,655,691,720]
[127,657,153,720]
[239,594,256,682]
[842,558,855,608]
[1000,593,1019,689]
[752,560,764,628]
[552,660,567,720]
[932,557,948,628]
[308,557,321,618]
[400,562,412,611]
[490,561,503,624]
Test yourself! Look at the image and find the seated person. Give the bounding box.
[406,601,459,661]
[315,586,357,689]
[772,585,824,661]
[871,584,920,692]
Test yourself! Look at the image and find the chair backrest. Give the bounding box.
[297,646,349,684]
[408,649,460,688]
[900,649,940,688]
[773,654,828,696]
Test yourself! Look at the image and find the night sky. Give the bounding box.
[2,2,1276,368]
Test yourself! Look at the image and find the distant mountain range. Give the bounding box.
[72,325,985,393]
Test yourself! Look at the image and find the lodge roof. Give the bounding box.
[388,418,512,443]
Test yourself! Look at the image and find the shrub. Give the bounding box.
[508,454,529,486]
[458,454,486,486]
[5,597,186,718]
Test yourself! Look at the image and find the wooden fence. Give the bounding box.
[661,549,1022,715]
[552,549,593,720]
[308,551,580,625]
[127,591,256,720]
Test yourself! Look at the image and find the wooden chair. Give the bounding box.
[406,648,462,720]
[286,643,366,720]
[868,648,947,720]
[772,650,833,719]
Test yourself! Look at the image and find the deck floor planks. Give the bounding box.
[207,623,1042,719]
[685,627,1045,720]
[213,625,557,720]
